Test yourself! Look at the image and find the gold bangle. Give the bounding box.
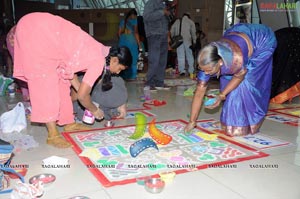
[189,121,196,126]
[219,93,226,100]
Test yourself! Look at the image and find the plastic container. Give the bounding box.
[143,86,151,100]
[144,178,165,194]
[82,102,99,124]
[82,110,95,124]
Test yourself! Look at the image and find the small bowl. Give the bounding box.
[136,176,151,185]
[68,197,90,199]
[29,173,56,186]
[144,178,165,194]
[159,171,176,184]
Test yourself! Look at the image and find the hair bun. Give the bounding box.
[109,46,118,54]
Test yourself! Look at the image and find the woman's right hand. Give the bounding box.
[92,107,104,120]
[184,121,196,135]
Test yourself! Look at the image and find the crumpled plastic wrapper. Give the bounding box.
[0,133,39,153]
[10,180,44,199]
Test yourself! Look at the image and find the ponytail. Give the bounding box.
[101,66,112,91]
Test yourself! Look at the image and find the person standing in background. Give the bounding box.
[143,0,171,91]
[170,13,196,78]
[118,9,141,80]
[194,22,206,56]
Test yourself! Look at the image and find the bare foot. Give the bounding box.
[104,120,114,127]
[116,104,127,119]
[212,121,221,128]
[63,123,92,132]
[47,135,71,148]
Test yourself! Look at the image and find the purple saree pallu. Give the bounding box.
[219,24,277,136]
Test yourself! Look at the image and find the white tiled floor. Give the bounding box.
[1,79,300,199]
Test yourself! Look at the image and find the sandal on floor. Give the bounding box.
[63,123,92,132]
[47,135,72,148]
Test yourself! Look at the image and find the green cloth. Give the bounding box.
[183,85,196,96]
[0,75,13,96]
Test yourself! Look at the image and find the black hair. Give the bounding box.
[101,46,132,91]
[183,13,190,19]
[198,44,221,67]
[0,24,4,35]
[109,46,132,67]
[124,9,138,31]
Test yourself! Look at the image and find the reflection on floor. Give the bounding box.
[0,78,299,199]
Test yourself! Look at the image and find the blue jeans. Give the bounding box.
[176,42,195,74]
[145,34,168,87]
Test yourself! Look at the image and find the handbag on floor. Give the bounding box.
[0,139,25,194]
[170,18,183,49]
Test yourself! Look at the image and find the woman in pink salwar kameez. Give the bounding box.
[13,12,132,148]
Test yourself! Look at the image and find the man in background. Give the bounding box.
[143,0,171,90]
[170,12,196,78]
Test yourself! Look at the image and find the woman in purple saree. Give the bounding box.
[185,23,277,136]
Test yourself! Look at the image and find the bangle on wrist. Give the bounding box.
[189,121,196,125]
[219,93,226,100]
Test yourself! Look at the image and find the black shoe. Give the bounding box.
[144,85,158,92]
[155,85,171,90]
[180,72,186,77]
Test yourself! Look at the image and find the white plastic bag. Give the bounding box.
[0,102,27,133]
[10,180,44,199]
